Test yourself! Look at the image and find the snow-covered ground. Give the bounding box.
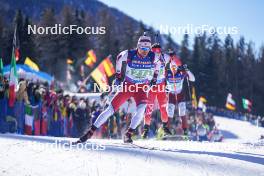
[0,116,264,176]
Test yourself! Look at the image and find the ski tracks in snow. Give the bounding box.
[0,133,264,176]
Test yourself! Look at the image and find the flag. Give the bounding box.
[226,93,236,111]
[25,105,34,135]
[9,28,19,107]
[24,57,39,71]
[80,65,85,77]
[13,27,20,61]
[0,58,3,76]
[85,50,97,68]
[91,62,109,91]
[198,96,207,112]
[102,56,115,77]
[242,98,252,112]
[15,48,20,61]
[191,86,197,109]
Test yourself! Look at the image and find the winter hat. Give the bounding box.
[151,43,161,53]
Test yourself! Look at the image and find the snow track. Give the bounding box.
[0,116,264,176]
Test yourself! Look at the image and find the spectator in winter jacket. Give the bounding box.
[0,76,8,100]
[196,117,209,141]
[73,99,89,137]
[206,113,215,131]
[16,80,30,104]
[0,76,6,99]
[0,76,8,130]
[15,80,30,134]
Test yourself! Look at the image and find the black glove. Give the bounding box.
[149,78,157,87]
[183,64,188,71]
[113,78,121,86]
[149,72,158,87]
[179,64,188,71]
[113,73,122,86]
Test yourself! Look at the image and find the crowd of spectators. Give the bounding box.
[1,76,263,142]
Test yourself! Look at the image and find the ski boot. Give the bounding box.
[141,124,150,139]
[72,125,97,145]
[162,122,172,136]
[124,128,135,143]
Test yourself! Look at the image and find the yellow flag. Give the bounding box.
[85,50,97,68]
[191,87,198,109]
[24,57,39,71]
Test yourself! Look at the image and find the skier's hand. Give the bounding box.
[183,64,188,71]
[178,64,188,72]
[149,72,158,87]
[113,73,122,86]
[149,78,157,87]
[113,78,121,86]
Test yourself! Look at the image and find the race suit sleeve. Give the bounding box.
[153,53,161,76]
[186,70,195,82]
[115,50,128,77]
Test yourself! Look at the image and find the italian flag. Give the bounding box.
[25,105,34,135]
[8,27,19,107]
[242,98,252,112]
[8,48,18,107]
[0,58,3,76]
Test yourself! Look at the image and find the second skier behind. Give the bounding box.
[141,43,172,139]
[166,51,195,135]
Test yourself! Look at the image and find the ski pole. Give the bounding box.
[172,71,178,117]
[186,76,192,103]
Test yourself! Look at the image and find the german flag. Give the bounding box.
[91,62,108,91]
[102,56,115,77]
[85,50,97,68]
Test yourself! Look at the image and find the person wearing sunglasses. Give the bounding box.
[74,33,161,144]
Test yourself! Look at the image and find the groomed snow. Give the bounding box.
[0,116,263,176]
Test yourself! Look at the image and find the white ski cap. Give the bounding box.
[137,35,151,49]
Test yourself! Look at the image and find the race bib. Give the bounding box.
[128,68,154,80]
